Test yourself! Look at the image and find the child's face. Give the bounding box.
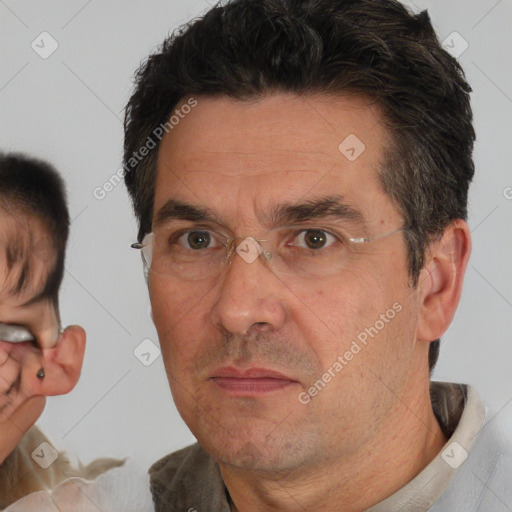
[0,212,60,349]
[0,212,60,420]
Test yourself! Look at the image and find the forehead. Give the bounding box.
[154,93,398,227]
[0,212,54,306]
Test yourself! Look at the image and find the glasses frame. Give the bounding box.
[131,226,409,276]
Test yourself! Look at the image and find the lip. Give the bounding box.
[211,366,294,380]
[209,366,298,396]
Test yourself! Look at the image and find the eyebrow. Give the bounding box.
[2,240,50,306]
[154,196,367,230]
[154,200,217,228]
[268,195,367,228]
[18,288,48,307]
[3,240,32,298]
[4,262,47,307]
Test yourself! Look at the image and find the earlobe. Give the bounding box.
[416,220,471,343]
[34,325,86,396]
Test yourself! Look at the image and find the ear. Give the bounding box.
[416,220,471,342]
[34,325,86,396]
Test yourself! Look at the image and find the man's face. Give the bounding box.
[149,93,425,471]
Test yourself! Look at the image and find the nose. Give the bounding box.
[209,243,287,336]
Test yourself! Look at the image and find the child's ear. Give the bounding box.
[35,325,86,396]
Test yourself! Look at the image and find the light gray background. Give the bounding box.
[1,0,511,470]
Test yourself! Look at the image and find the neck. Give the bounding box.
[220,381,447,512]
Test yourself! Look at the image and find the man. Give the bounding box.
[0,153,152,511]
[124,0,512,510]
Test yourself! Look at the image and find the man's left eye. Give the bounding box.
[293,230,337,250]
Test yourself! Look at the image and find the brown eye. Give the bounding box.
[304,230,326,249]
[295,229,334,250]
[186,231,211,250]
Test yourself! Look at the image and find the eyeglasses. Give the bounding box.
[131,224,408,281]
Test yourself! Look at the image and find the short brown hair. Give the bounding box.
[0,153,70,306]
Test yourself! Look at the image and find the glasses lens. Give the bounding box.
[140,232,154,269]
[145,229,229,280]
[265,228,354,278]
[141,225,403,280]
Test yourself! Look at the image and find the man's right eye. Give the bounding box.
[173,230,224,251]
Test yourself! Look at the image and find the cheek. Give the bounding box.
[148,278,215,372]
[291,266,383,330]
[288,264,408,371]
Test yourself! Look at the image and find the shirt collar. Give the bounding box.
[367,382,485,512]
[149,381,486,512]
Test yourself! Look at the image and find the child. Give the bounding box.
[0,153,153,511]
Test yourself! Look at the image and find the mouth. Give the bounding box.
[209,366,298,396]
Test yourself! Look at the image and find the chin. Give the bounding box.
[194,423,315,473]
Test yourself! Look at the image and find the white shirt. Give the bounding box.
[4,458,154,512]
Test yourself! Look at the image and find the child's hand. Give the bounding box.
[0,336,43,419]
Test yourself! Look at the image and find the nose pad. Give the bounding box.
[234,237,265,265]
[227,237,273,268]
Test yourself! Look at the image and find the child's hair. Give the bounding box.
[0,152,70,307]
